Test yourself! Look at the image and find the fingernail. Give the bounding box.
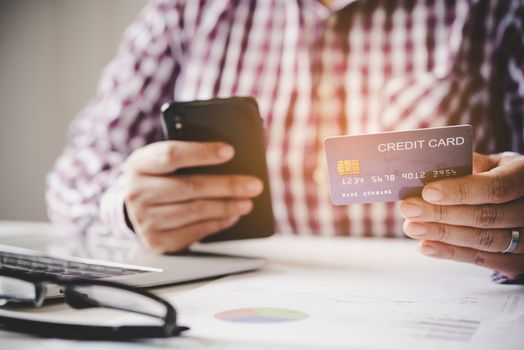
[157,147,172,163]
[246,180,263,194]
[418,244,437,256]
[423,187,443,202]
[404,222,427,237]
[218,145,234,159]
[236,200,252,212]
[400,202,422,218]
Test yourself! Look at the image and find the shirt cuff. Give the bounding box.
[491,271,524,284]
[99,177,136,240]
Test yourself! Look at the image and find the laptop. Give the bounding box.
[0,231,266,298]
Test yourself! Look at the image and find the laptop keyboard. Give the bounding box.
[0,251,147,279]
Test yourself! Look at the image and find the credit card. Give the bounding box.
[324,125,473,205]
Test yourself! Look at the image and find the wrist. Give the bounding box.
[99,177,137,239]
[497,151,521,158]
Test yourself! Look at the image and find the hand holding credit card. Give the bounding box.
[324,125,473,205]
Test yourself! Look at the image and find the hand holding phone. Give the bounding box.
[160,97,275,243]
[122,97,274,253]
[123,140,264,253]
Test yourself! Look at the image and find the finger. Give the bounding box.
[417,240,524,278]
[403,221,524,254]
[399,197,524,229]
[125,141,234,175]
[143,216,240,253]
[421,155,524,205]
[126,174,263,205]
[145,199,253,231]
[472,152,499,173]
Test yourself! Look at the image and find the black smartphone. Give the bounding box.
[161,97,275,242]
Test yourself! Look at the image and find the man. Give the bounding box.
[47,0,524,282]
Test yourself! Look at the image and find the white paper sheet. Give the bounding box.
[167,265,524,350]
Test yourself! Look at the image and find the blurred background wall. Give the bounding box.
[0,0,148,221]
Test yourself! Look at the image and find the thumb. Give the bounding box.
[125,140,234,175]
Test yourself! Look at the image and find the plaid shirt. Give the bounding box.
[47,0,524,243]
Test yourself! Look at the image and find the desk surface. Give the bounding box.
[0,221,522,350]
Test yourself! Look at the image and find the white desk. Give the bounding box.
[0,221,522,350]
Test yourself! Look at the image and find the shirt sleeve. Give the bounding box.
[46,0,182,239]
[493,0,524,153]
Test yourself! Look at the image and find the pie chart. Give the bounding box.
[215,307,308,323]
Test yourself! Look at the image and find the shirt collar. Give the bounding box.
[329,0,359,13]
[312,0,360,20]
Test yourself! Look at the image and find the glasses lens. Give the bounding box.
[0,276,36,305]
[71,285,167,320]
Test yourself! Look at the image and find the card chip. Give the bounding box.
[337,160,361,175]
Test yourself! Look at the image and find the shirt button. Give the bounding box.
[327,15,338,28]
[316,80,335,99]
[313,166,327,185]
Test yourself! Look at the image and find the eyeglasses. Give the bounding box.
[0,269,189,340]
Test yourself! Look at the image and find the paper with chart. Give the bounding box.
[169,266,524,350]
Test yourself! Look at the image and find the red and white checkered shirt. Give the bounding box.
[46,0,524,241]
